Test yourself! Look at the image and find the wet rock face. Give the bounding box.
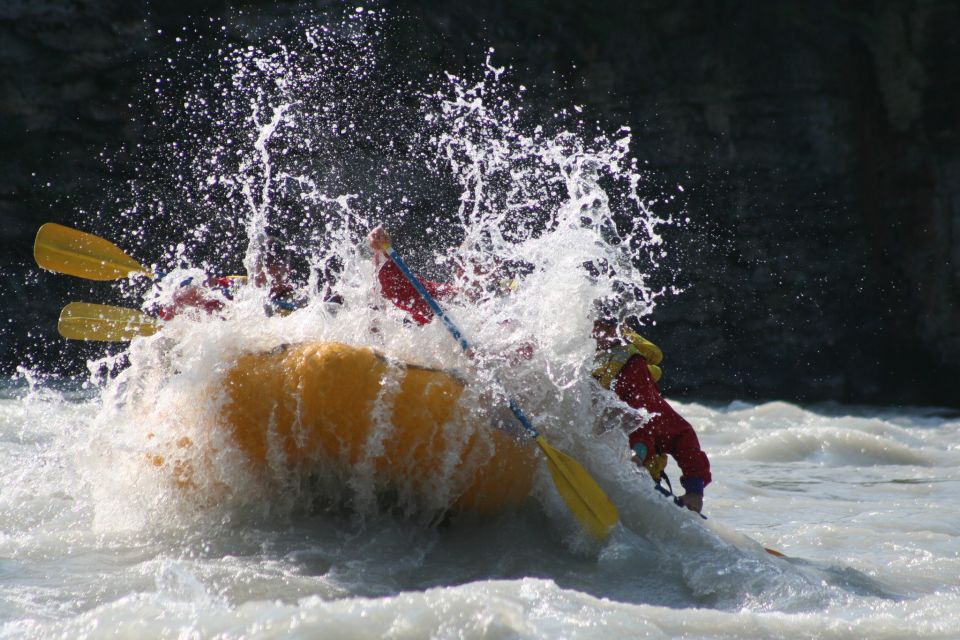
[2,1,958,407]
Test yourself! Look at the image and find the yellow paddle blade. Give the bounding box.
[535,435,619,540]
[58,302,161,342]
[34,222,154,281]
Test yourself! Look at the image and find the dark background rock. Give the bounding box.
[1,0,957,407]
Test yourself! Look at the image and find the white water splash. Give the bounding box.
[73,11,685,538]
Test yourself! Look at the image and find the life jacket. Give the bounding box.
[592,329,663,388]
[592,329,668,481]
[644,451,669,482]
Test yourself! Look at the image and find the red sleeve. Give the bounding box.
[376,258,456,325]
[617,357,712,489]
[158,285,225,321]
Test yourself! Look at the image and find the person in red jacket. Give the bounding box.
[157,275,240,321]
[159,236,300,320]
[592,314,711,513]
[367,226,517,324]
[367,226,532,360]
[367,226,457,325]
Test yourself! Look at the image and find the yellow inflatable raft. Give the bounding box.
[217,341,536,514]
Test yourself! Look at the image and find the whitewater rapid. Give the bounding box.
[2,377,958,639]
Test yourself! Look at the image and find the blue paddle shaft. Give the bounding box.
[385,246,540,438]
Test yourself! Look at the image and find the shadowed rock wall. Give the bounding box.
[2,0,957,407]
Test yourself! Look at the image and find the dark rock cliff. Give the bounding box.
[2,0,957,407]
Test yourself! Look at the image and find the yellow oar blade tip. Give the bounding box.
[34,222,151,281]
[535,436,620,541]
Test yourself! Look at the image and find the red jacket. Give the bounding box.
[376,258,455,325]
[376,258,535,365]
[158,276,239,321]
[613,355,712,494]
[159,274,299,321]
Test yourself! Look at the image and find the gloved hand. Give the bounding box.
[367,226,392,252]
[678,492,703,513]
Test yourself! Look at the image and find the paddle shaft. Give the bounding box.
[385,246,540,437]
[380,242,618,538]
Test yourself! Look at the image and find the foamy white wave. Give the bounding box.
[6,578,959,640]
[722,427,934,466]
[2,384,959,637]
[70,6,677,540]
